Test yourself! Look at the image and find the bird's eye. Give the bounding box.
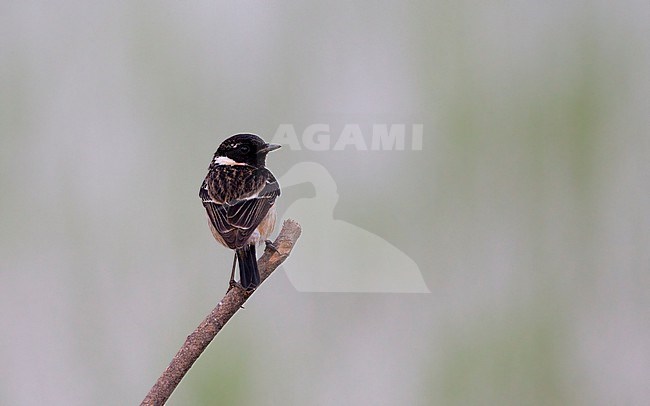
[239,145,250,154]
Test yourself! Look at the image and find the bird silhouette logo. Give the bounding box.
[278,162,429,292]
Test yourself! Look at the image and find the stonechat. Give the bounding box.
[199,133,281,290]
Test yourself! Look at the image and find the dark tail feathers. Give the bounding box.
[236,245,260,289]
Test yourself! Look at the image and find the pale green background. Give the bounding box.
[1,1,649,405]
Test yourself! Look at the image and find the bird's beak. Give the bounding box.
[259,143,282,154]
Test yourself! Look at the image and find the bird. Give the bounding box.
[199,133,281,290]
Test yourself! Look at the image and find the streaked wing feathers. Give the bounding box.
[200,167,280,249]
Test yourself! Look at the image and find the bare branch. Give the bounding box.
[141,219,302,406]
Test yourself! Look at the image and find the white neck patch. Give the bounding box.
[214,156,245,166]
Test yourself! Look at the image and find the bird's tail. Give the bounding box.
[236,244,260,289]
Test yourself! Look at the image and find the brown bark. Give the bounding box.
[141,220,302,406]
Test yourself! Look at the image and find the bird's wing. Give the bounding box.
[200,168,280,249]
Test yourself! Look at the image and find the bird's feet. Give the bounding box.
[265,239,279,253]
[228,279,257,296]
[227,280,250,307]
[228,279,245,292]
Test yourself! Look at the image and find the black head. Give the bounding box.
[214,133,281,168]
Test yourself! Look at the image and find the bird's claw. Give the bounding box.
[228,279,244,292]
[227,280,256,299]
[265,239,279,253]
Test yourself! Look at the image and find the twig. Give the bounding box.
[141,219,302,406]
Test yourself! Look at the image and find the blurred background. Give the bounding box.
[2,1,649,405]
